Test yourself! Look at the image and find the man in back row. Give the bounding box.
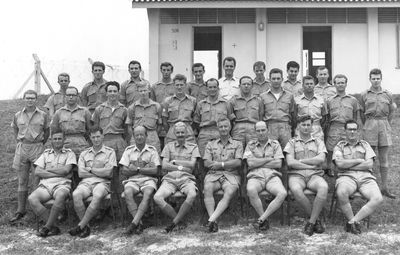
[81,61,108,113]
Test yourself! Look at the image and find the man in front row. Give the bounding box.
[333,120,383,234]
[203,117,243,232]
[29,130,76,237]
[244,121,287,231]
[284,115,328,236]
[69,127,117,238]
[154,122,200,233]
[120,126,160,235]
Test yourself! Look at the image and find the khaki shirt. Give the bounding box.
[44,92,66,117]
[161,141,200,181]
[150,81,176,105]
[52,105,91,135]
[193,97,234,128]
[252,80,270,97]
[294,94,326,123]
[282,79,303,97]
[261,90,295,123]
[80,80,108,111]
[188,81,207,102]
[333,140,375,173]
[314,83,336,101]
[162,94,197,125]
[126,99,161,130]
[284,136,327,170]
[92,102,128,135]
[327,94,360,124]
[119,78,151,107]
[229,94,264,123]
[218,77,240,100]
[12,107,49,143]
[360,88,394,118]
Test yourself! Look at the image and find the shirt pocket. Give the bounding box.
[167,106,179,121]
[87,86,98,104]
[201,104,212,122]
[233,105,246,120]
[180,104,194,121]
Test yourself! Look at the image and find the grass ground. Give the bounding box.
[0,96,400,254]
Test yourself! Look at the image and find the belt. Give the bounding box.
[21,140,42,144]
[366,116,388,120]
[265,120,289,125]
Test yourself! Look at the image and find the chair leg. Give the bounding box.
[36,215,40,232]
[287,196,291,226]
[280,204,284,226]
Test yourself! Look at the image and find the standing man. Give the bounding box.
[81,61,108,113]
[203,117,243,232]
[229,76,264,147]
[28,130,76,237]
[333,120,383,234]
[120,126,160,235]
[44,73,70,118]
[153,122,200,233]
[10,90,50,223]
[314,66,336,100]
[69,127,116,238]
[120,60,151,107]
[163,74,197,144]
[252,61,270,96]
[194,78,234,157]
[218,56,239,100]
[188,63,207,101]
[284,115,328,236]
[260,68,295,148]
[360,68,396,199]
[244,121,287,231]
[282,61,303,97]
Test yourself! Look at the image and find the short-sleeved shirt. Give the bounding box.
[162,94,197,125]
[360,88,394,118]
[51,105,91,135]
[78,145,117,184]
[284,136,327,170]
[193,97,235,128]
[92,102,128,135]
[333,140,376,174]
[229,94,263,123]
[252,80,270,97]
[282,79,303,97]
[126,99,161,130]
[34,147,76,184]
[294,94,326,123]
[119,144,160,181]
[150,81,176,105]
[44,92,66,117]
[314,83,336,101]
[161,141,200,181]
[119,78,151,107]
[261,89,295,123]
[12,107,49,143]
[327,94,360,124]
[80,79,108,112]
[243,139,284,173]
[218,77,240,100]
[188,81,207,102]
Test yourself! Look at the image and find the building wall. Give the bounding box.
[379,24,400,94]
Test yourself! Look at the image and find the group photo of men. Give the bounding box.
[10,57,395,239]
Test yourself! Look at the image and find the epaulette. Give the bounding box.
[147,144,157,150]
[43,148,52,153]
[103,145,114,151]
[125,144,137,150]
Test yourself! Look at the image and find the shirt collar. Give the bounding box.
[102,101,125,109]
[48,147,68,154]
[88,145,107,154]
[254,139,273,148]
[300,94,318,100]
[216,137,234,145]
[284,79,301,85]
[131,144,152,153]
[22,107,40,114]
[174,141,190,149]
[294,135,316,143]
[221,76,238,82]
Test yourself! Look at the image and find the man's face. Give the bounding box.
[298,120,313,136]
[174,126,187,143]
[345,123,358,142]
[334,77,347,93]
[65,88,78,106]
[129,64,141,79]
[24,93,37,108]
[302,78,315,94]
[254,66,265,79]
[174,79,186,94]
[161,65,173,79]
[92,66,105,80]
[270,73,283,89]
[239,78,253,94]
[316,68,329,84]
[51,133,64,150]
[287,67,299,81]
[369,74,382,89]
[58,75,70,90]
[223,60,235,77]
[193,66,205,81]
[106,85,119,102]
[138,87,149,99]
[206,80,219,97]
[255,123,268,142]
[90,131,104,147]
[217,120,231,136]
[134,128,147,145]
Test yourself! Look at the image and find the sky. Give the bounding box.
[0,0,149,99]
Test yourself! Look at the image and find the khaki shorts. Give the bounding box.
[204,173,240,189]
[247,175,284,194]
[104,134,127,161]
[266,122,291,148]
[336,171,379,195]
[123,176,157,192]
[76,181,110,198]
[326,123,346,151]
[37,180,71,197]
[288,169,325,188]
[231,122,257,148]
[363,118,392,147]
[158,178,197,195]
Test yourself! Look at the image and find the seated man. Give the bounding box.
[284,115,328,236]
[120,126,160,235]
[153,122,200,233]
[69,127,117,238]
[244,121,287,231]
[203,117,243,233]
[28,130,76,237]
[333,120,383,234]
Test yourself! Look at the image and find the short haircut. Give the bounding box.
[174,121,187,130]
[137,81,149,90]
[206,78,219,87]
[297,115,313,124]
[269,68,283,78]
[239,76,253,84]
[105,81,120,92]
[133,125,148,136]
[89,126,103,135]
[58,73,70,81]
[333,74,348,84]
[223,56,236,67]
[217,117,231,126]
[345,120,358,129]
[66,86,79,95]
[173,74,187,83]
[23,89,37,99]
[51,128,65,138]
[92,61,105,71]
[128,60,142,70]
[316,66,328,74]
[302,75,315,84]
[160,62,174,72]
[369,68,382,78]
[192,63,205,71]
[253,61,266,70]
[254,121,267,130]
[287,61,300,70]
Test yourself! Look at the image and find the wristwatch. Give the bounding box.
[178,165,183,171]
[137,167,141,174]
[172,161,176,165]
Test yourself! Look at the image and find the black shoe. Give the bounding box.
[124,222,138,236]
[38,227,50,237]
[9,212,25,223]
[69,225,84,236]
[304,222,314,236]
[165,223,176,233]
[79,226,91,238]
[381,189,396,199]
[48,226,61,236]
[136,222,144,234]
[207,221,218,233]
[95,209,107,221]
[253,219,270,231]
[176,221,187,231]
[313,220,325,234]
[345,222,361,235]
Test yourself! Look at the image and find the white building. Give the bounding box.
[132,1,400,93]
